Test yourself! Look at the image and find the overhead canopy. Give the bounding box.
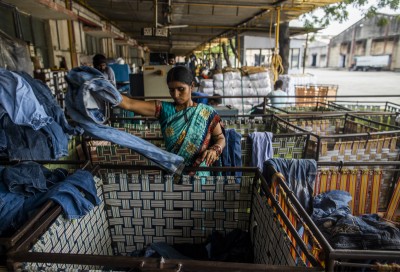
[81,0,339,55]
[6,0,77,20]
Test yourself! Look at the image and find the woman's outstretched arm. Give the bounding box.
[118,94,157,117]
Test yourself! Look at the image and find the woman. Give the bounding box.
[118,66,225,175]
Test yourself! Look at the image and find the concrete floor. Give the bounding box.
[301,68,400,104]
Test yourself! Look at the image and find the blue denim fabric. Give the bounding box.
[222,129,242,182]
[0,114,53,160]
[0,128,6,151]
[65,66,185,175]
[248,132,273,170]
[2,161,48,196]
[150,242,190,259]
[263,158,317,214]
[23,169,100,220]
[312,190,400,250]
[15,71,82,136]
[0,162,69,197]
[192,92,209,104]
[0,178,25,236]
[0,68,52,130]
[65,66,120,124]
[311,190,352,225]
[331,214,400,250]
[40,122,70,159]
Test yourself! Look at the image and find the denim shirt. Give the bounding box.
[0,68,52,130]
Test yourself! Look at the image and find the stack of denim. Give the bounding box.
[0,68,81,160]
[0,162,99,236]
[64,66,185,175]
[312,190,400,250]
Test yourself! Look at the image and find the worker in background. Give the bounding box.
[267,79,287,108]
[250,79,287,114]
[93,53,116,87]
[168,54,176,66]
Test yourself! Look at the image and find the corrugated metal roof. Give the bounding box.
[8,0,342,55]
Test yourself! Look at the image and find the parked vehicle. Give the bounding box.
[353,55,390,71]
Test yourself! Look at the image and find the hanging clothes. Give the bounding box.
[248,131,273,170]
[263,158,317,215]
[221,128,242,181]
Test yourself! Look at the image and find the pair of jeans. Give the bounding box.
[311,190,352,225]
[23,169,100,220]
[263,158,317,214]
[15,71,82,136]
[222,129,242,182]
[248,132,273,170]
[15,72,81,158]
[331,214,400,250]
[0,68,52,130]
[65,66,185,175]
[2,162,48,196]
[1,161,69,196]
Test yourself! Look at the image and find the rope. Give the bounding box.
[270,7,284,82]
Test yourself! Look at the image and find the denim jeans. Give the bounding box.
[263,158,317,214]
[1,162,69,196]
[312,190,400,250]
[15,71,82,136]
[248,132,273,170]
[65,67,185,175]
[312,190,352,225]
[2,161,48,196]
[0,68,52,130]
[23,169,100,220]
[0,128,6,151]
[0,114,53,160]
[222,129,242,182]
[0,176,25,236]
[331,214,400,250]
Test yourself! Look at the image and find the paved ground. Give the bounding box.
[299,68,400,104]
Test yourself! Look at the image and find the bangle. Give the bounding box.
[210,144,222,157]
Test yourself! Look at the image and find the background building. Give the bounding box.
[327,13,400,71]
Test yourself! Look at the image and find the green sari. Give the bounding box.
[156,101,221,175]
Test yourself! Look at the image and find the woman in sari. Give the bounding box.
[118,66,225,175]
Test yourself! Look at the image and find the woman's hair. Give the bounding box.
[166,65,194,85]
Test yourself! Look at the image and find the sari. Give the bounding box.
[156,101,221,175]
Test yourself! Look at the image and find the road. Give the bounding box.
[300,68,400,104]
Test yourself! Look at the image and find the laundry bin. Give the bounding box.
[8,165,325,272]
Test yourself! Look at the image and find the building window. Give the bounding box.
[85,34,100,55]
[245,48,273,66]
[290,48,300,69]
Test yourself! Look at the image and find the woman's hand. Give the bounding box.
[199,149,219,166]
